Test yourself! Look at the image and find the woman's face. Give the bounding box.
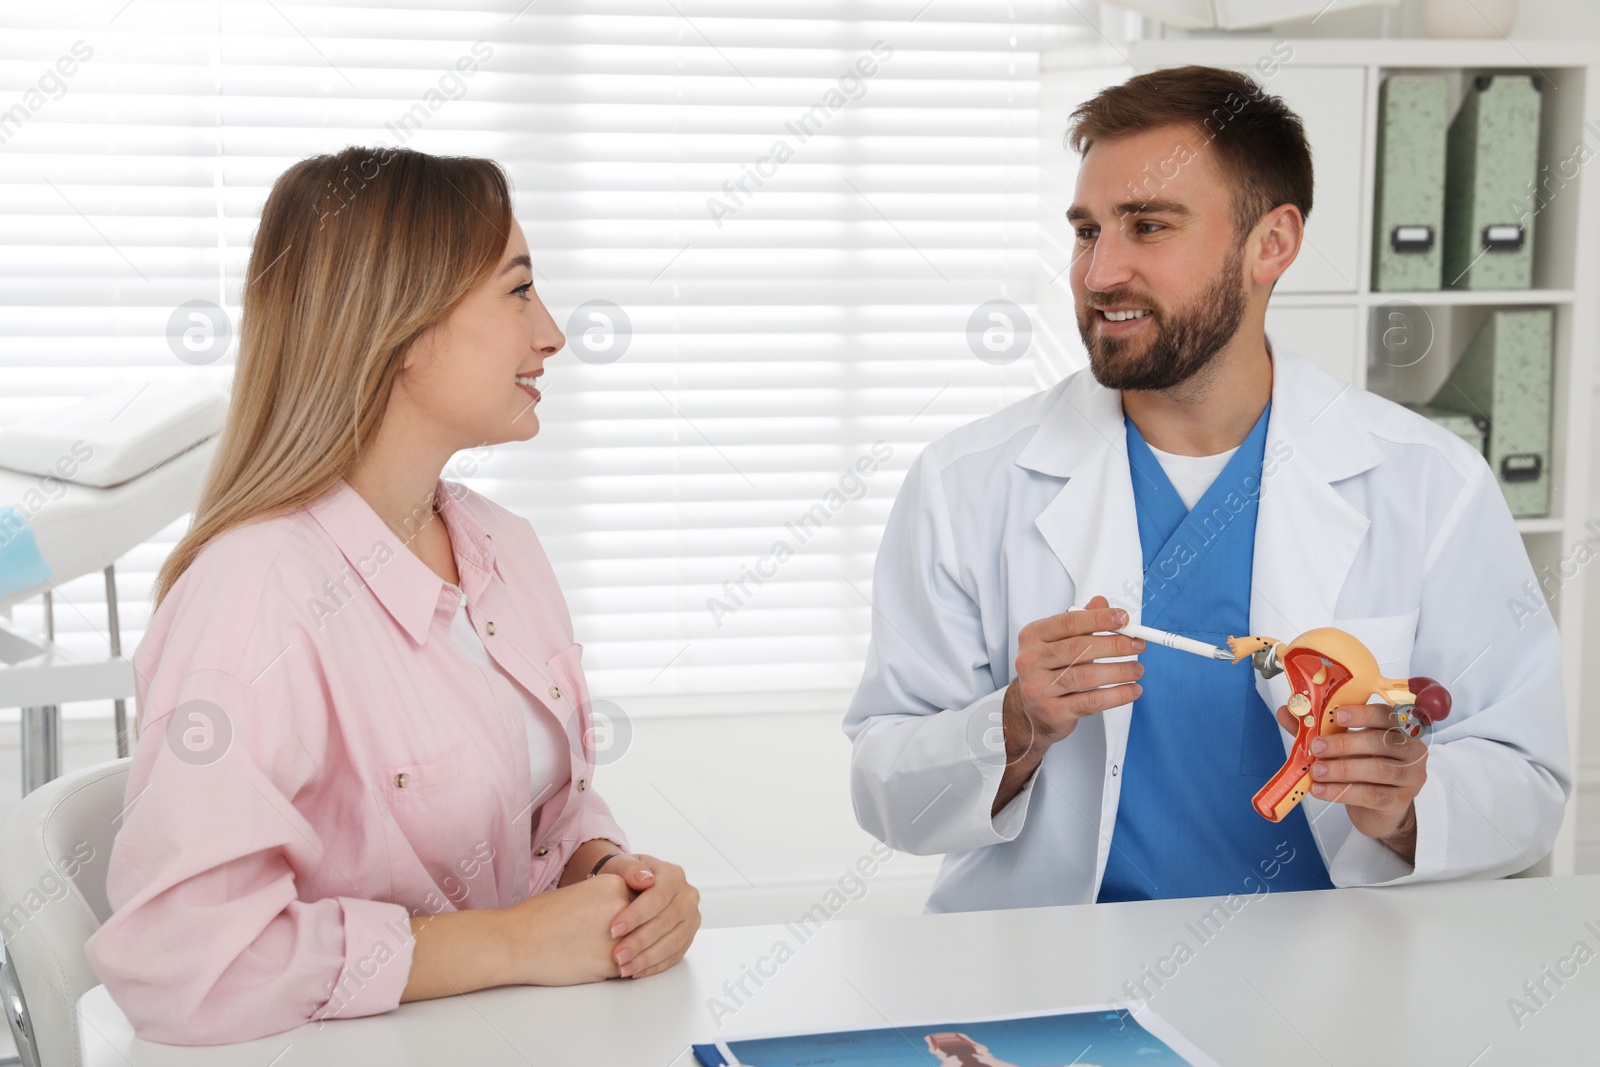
[398,218,564,448]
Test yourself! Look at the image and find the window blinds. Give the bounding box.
[0,1,1093,716]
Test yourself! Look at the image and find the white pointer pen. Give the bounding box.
[1070,605,1234,662]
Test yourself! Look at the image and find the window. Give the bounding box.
[0,1,1095,717]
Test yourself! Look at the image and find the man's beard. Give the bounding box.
[1077,244,1248,392]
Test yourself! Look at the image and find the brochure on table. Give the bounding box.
[691,1003,1222,1066]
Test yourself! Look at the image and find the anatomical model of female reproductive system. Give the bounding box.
[1091,611,1454,823]
[1225,628,1452,822]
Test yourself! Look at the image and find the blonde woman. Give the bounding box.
[85,147,701,1044]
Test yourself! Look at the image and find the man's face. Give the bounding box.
[1067,123,1253,392]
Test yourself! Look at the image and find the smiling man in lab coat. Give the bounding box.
[844,65,1571,912]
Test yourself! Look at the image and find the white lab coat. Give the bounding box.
[844,342,1571,913]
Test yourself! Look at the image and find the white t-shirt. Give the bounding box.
[1146,442,1239,511]
[446,587,572,810]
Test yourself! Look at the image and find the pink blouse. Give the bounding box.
[84,477,629,1045]
[445,586,574,807]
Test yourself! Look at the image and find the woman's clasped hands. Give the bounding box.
[509,846,701,985]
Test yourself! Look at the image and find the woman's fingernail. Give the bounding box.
[611,922,627,938]
[619,963,635,977]
[1114,609,1128,626]
[1335,708,1350,725]
[1312,783,1327,797]
[616,948,632,966]
[1311,762,1327,778]
[638,870,654,880]
[1310,738,1326,755]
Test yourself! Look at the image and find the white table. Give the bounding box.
[80,874,1600,1066]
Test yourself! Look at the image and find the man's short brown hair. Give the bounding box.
[1065,64,1314,244]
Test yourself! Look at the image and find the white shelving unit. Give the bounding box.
[1037,38,1600,875]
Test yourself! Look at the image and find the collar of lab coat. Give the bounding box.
[1013,338,1384,624]
[1013,335,1381,485]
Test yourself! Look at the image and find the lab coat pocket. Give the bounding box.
[1329,608,1421,684]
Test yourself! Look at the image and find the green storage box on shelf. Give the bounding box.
[1373,74,1450,291]
[1442,74,1543,289]
[1428,308,1554,518]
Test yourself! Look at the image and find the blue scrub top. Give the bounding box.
[1096,403,1332,902]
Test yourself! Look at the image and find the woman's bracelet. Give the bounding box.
[587,850,629,879]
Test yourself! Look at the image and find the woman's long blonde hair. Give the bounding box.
[152,146,513,610]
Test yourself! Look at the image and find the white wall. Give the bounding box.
[1139,0,1600,40]
[1510,2,1600,39]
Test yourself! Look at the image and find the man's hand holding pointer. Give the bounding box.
[992,595,1146,817]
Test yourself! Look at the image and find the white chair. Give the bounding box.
[0,758,128,1067]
